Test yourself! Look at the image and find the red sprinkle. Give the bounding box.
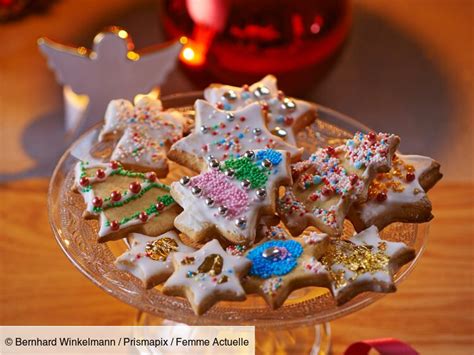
[216,102,224,109]
[138,212,148,222]
[96,169,106,179]
[147,172,157,182]
[376,192,387,202]
[79,177,89,186]
[349,174,359,185]
[92,196,103,207]
[406,172,416,182]
[129,181,141,194]
[155,202,165,211]
[326,146,336,156]
[240,116,246,122]
[284,116,294,126]
[110,161,120,169]
[242,84,249,91]
[368,131,377,141]
[110,220,120,230]
[261,102,269,111]
[111,191,122,201]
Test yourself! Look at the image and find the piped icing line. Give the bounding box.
[203,75,317,146]
[115,231,195,288]
[318,226,416,305]
[170,149,292,244]
[168,99,303,172]
[163,239,251,315]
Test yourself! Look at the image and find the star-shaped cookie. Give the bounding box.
[319,226,416,305]
[204,75,317,146]
[170,149,292,245]
[168,99,302,172]
[99,96,187,175]
[163,239,251,315]
[74,160,180,241]
[348,154,442,231]
[243,226,331,309]
[278,132,400,236]
[115,231,195,288]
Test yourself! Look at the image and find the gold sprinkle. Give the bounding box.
[181,256,195,265]
[378,241,387,251]
[198,254,223,276]
[145,237,178,261]
[413,188,421,195]
[217,275,228,284]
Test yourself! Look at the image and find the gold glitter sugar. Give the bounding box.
[145,237,179,261]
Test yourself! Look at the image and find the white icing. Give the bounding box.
[204,75,316,145]
[169,99,302,171]
[115,231,195,287]
[164,239,250,307]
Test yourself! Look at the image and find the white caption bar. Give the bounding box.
[1,326,255,354]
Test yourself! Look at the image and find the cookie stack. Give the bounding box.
[72,75,442,315]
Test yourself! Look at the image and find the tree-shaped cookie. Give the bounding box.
[348,154,442,231]
[243,226,331,309]
[163,239,251,315]
[170,149,292,245]
[278,132,400,236]
[204,75,317,146]
[115,231,195,288]
[74,160,180,241]
[99,96,187,176]
[168,99,302,172]
[318,226,416,305]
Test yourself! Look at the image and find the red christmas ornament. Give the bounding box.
[79,177,89,186]
[96,169,106,179]
[111,190,122,201]
[406,172,416,182]
[138,212,148,222]
[129,181,141,194]
[376,192,387,202]
[92,196,103,208]
[147,172,157,182]
[110,220,120,230]
[110,160,120,170]
[155,202,165,211]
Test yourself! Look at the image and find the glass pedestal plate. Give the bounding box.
[48,92,428,354]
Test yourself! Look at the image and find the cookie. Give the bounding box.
[348,154,442,231]
[167,99,303,172]
[319,226,416,305]
[204,75,317,146]
[170,149,292,245]
[99,96,187,176]
[74,160,180,241]
[163,239,251,315]
[278,132,400,236]
[243,226,331,309]
[115,231,195,288]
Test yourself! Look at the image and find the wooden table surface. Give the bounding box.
[1,179,472,354]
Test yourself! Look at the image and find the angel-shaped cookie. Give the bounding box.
[38,27,182,131]
[168,100,302,172]
[348,154,442,231]
[163,239,251,315]
[319,226,416,305]
[74,160,180,242]
[115,231,195,288]
[204,75,317,146]
[278,132,400,236]
[244,226,331,309]
[170,149,292,245]
[99,96,187,175]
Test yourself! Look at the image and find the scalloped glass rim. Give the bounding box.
[48,91,429,328]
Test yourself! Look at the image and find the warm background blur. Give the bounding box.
[0,1,473,354]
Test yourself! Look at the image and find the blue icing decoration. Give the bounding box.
[238,133,245,139]
[241,92,251,100]
[223,103,232,110]
[276,115,285,123]
[354,161,364,169]
[246,240,303,279]
[313,175,322,184]
[256,149,283,166]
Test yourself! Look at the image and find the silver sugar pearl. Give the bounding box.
[254,85,270,98]
[224,169,235,178]
[205,197,214,206]
[281,97,297,112]
[252,128,262,136]
[200,125,209,134]
[206,155,216,161]
[180,176,190,185]
[256,188,267,200]
[223,90,237,101]
[262,159,273,168]
[272,127,288,138]
[226,113,235,121]
[241,179,251,189]
[218,206,228,215]
[244,150,255,159]
[262,246,281,259]
[191,186,202,196]
[235,217,247,229]
[209,158,220,169]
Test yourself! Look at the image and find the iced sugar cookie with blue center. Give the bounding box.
[163,239,251,315]
[115,231,195,288]
[168,99,302,172]
[170,149,292,245]
[204,75,317,146]
[278,132,400,236]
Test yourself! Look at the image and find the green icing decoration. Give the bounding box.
[221,157,269,188]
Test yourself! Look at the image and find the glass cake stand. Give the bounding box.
[48,92,429,354]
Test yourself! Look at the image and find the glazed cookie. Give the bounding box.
[319,226,416,305]
[348,154,442,231]
[167,99,302,172]
[243,226,331,309]
[170,149,292,245]
[278,132,400,236]
[99,96,187,175]
[115,231,195,288]
[163,239,251,315]
[204,75,317,146]
[74,160,180,241]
